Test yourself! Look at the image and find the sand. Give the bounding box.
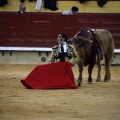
[0,64,120,120]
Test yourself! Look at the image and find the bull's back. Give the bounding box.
[96,29,114,54]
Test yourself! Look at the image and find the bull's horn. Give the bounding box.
[89,40,93,43]
[82,37,93,43]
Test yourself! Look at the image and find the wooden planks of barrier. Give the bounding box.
[0,12,120,49]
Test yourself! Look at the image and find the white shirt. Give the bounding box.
[58,42,67,53]
[62,10,73,15]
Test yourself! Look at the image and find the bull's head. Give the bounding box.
[68,36,92,50]
[68,36,93,65]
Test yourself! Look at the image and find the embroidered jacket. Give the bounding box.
[49,44,79,66]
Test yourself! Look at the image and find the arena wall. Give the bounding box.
[0,51,120,65]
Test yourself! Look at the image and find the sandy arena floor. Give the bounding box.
[0,64,120,120]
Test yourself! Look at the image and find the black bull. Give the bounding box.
[69,29,114,86]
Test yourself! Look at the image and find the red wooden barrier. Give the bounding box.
[0,13,120,48]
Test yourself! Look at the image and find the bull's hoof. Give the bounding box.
[104,77,110,82]
[88,79,92,84]
[104,79,109,82]
[88,81,92,84]
[96,80,100,82]
[96,78,101,82]
[77,81,81,87]
[88,78,92,84]
[78,83,81,87]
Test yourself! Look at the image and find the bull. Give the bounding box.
[69,29,114,87]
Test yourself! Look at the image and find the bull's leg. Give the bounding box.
[88,63,95,83]
[77,64,83,87]
[96,59,101,82]
[104,54,111,82]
